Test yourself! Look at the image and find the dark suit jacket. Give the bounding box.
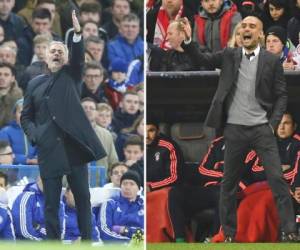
[183,42,287,130]
[21,37,106,178]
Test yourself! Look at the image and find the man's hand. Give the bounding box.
[72,10,81,33]
[182,17,192,41]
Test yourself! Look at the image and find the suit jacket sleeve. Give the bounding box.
[69,35,84,83]
[269,59,288,129]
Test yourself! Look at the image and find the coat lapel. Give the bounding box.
[255,49,265,87]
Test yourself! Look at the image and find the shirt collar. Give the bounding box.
[242,45,260,60]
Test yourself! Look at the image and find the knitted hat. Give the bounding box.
[120,170,141,189]
[266,26,287,45]
[110,59,128,73]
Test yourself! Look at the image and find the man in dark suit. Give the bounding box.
[182,15,299,242]
[21,10,106,240]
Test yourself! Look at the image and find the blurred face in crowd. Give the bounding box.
[120,20,140,44]
[34,42,48,61]
[0,145,14,164]
[110,164,128,187]
[86,41,104,62]
[112,0,130,22]
[121,179,139,201]
[32,17,52,34]
[240,16,263,50]
[0,0,15,19]
[0,26,4,43]
[277,114,296,139]
[0,177,6,188]
[82,100,97,124]
[297,0,300,8]
[38,3,56,22]
[0,46,16,65]
[234,24,243,47]
[266,34,284,56]
[46,42,68,72]
[65,189,75,208]
[269,4,284,21]
[146,124,159,145]
[0,66,14,91]
[96,110,112,128]
[112,71,126,83]
[124,145,143,162]
[15,104,22,125]
[84,68,103,93]
[82,22,99,39]
[81,11,100,24]
[137,89,144,112]
[120,93,139,114]
[201,0,223,14]
[162,0,182,18]
[137,119,144,137]
[166,22,185,51]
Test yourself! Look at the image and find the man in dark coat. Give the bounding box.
[182,15,299,242]
[21,10,106,240]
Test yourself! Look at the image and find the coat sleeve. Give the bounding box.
[69,34,84,82]
[269,59,288,130]
[148,140,181,190]
[98,199,130,242]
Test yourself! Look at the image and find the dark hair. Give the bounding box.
[84,61,104,74]
[0,62,16,76]
[82,20,99,29]
[283,111,296,124]
[112,0,130,8]
[0,172,8,187]
[85,35,104,46]
[121,13,139,23]
[109,162,128,176]
[81,97,97,106]
[122,90,138,100]
[32,8,51,21]
[80,2,102,14]
[124,135,143,150]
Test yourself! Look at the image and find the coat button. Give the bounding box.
[45,96,49,99]
[52,116,56,120]
[57,137,61,141]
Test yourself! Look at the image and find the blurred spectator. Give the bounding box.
[123,135,143,168]
[102,0,131,40]
[0,140,14,165]
[85,36,105,65]
[0,186,15,240]
[81,98,118,170]
[82,61,107,103]
[103,162,128,188]
[0,0,25,41]
[62,187,101,243]
[98,170,144,242]
[115,114,143,161]
[236,0,262,19]
[0,24,5,45]
[17,8,61,67]
[111,90,140,134]
[262,0,291,32]
[95,102,116,140]
[193,0,241,52]
[107,13,143,67]
[18,34,51,92]
[12,177,65,240]
[146,0,194,49]
[0,98,37,165]
[287,0,300,47]
[265,25,297,70]
[227,21,243,47]
[0,171,7,188]
[105,58,128,110]
[18,0,62,37]
[0,62,22,128]
[135,85,144,113]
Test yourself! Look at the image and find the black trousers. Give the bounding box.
[41,164,91,240]
[220,123,296,237]
[168,185,220,240]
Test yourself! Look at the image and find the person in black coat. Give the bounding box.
[21,10,106,240]
[181,15,298,242]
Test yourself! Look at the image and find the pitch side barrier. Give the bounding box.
[0,165,107,187]
[147,71,300,124]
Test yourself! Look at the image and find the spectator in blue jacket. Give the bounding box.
[62,187,101,243]
[0,99,37,165]
[107,13,144,68]
[0,187,15,240]
[11,177,65,240]
[98,170,144,242]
